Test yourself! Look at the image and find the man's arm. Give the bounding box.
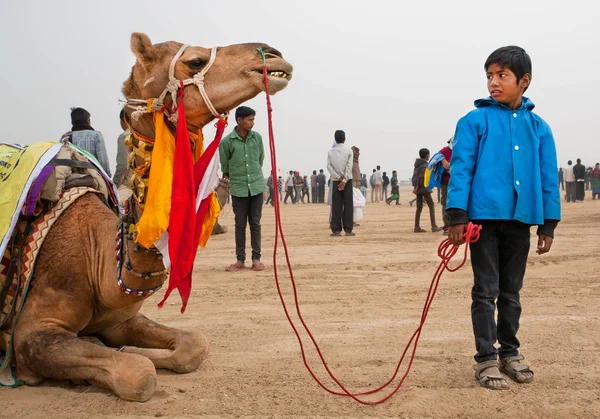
[327,152,342,179]
[94,131,112,177]
[536,120,561,248]
[258,133,264,167]
[219,138,231,177]
[446,116,479,245]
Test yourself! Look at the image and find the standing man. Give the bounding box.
[317,169,327,203]
[310,170,318,203]
[573,158,586,202]
[439,137,453,234]
[113,108,132,203]
[373,166,383,203]
[277,176,283,202]
[558,168,564,191]
[327,130,354,236]
[382,171,390,201]
[564,160,576,203]
[265,174,274,206]
[67,107,112,176]
[592,163,600,200]
[294,171,304,203]
[219,106,266,272]
[284,170,294,204]
[412,148,441,233]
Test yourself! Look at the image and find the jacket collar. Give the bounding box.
[474,96,535,111]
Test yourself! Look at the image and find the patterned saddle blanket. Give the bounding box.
[0,141,119,387]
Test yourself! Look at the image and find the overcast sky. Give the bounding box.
[1,0,598,180]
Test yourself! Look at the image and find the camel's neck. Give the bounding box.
[125,109,210,214]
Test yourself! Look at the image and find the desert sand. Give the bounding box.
[1,185,599,418]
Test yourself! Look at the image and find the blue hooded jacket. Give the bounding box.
[446,97,561,234]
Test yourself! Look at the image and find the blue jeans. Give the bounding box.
[470,220,530,362]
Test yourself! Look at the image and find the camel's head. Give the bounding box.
[123,33,293,130]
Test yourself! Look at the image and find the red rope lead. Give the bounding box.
[261,61,481,404]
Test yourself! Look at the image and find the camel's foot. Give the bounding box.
[99,313,209,373]
[14,330,157,402]
[211,223,227,235]
[15,364,45,386]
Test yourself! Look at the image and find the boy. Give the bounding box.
[447,46,560,390]
[412,148,441,233]
[219,106,266,272]
[386,170,400,205]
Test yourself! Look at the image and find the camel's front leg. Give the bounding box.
[14,328,157,401]
[98,313,209,373]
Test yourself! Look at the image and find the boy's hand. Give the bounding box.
[536,234,553,254]
[442,159,450,170]
[337,181,346,191]
[448,224,467,246]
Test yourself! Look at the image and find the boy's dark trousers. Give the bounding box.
[231,192,263,262]
[414,192,437,229]
[469,220,530,363]
[311,187,318,203]
[330,180,353,233]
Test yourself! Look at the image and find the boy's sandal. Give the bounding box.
[252,261,265,271]
[473,360,510,390]
[499,355,534,384]
[226,262,245,272]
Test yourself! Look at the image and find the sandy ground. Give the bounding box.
[1,185,599,418]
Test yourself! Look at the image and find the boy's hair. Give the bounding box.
[392,170,397,175]
[419,148,430,159]
[319,169,324,173]
[71,107,90,125]
[235,106,255,120]
[568,160,572,165]
[484,46,532,92]
[372,169,376,173]
[289,170,293,174]
[383,171,386,175]
[313,170,317,175]
[577,158,581,163]
[377,165,381,170]
[119,108,125,121]
[334,130,345,143]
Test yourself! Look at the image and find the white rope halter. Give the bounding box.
[126,45,221,122]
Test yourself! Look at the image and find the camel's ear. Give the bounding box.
[131,32,156,68]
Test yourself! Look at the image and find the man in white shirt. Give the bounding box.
[284,170,294,204]
[564,160,576,203]
[373,165,383,203]
[327,130,354,236]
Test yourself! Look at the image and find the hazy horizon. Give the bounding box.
[2,0,598,181]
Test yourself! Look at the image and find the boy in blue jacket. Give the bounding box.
[447,46,560,390]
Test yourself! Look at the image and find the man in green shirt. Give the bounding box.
[219,106,267,272]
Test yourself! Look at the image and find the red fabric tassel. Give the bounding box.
[158,93,196,312]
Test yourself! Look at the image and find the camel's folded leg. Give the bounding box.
[98,313,209,373]
[14,328,157,401]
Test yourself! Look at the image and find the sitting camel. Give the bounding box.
[10,33,292,401]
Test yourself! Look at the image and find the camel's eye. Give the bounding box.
[186,58,206,69]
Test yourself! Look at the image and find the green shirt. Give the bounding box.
[219,128,266,197]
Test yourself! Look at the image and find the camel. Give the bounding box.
[8,33,292,401]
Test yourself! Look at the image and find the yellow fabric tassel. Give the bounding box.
[198,192,221,248]
[135,113,175,248]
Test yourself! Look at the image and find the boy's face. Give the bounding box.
[486,63,530,107]
[237,115,255,131]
